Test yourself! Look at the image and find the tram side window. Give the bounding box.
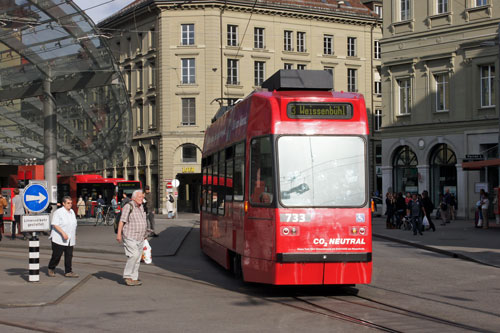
[212,153,219,214]
[201,158,208,212]
[225,146,234,203]
[207,157,213,211]
[250,136,274,205]
[218,150,226,215]
[233,142,245,201]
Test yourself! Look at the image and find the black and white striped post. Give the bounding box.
[29,233,40,282]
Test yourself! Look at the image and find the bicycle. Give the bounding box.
[104,206,118,226]
[94,205,107,226]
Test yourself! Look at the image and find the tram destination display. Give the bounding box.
[287,102,353,119]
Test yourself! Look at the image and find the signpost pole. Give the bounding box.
[22,181,50,282]
[28,232,40,282]
[43,69,57,206]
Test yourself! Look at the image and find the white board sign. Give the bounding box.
[21,215,51,232]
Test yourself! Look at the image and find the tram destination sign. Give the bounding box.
[287,102,353,119]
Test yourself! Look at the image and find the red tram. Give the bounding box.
[200,70,372,285]
[58,174,141,215]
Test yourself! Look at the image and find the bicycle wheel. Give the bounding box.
[105,209,115,226]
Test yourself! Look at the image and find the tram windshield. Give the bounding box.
[278,136,366,207]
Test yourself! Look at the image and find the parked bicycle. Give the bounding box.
[94,205,107,226]
[104,206,118,226]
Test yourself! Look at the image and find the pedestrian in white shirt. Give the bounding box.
[47,196,79,278]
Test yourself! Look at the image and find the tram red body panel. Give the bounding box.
[201,71,371,285]
[58,174,141,214]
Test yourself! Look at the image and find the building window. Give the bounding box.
[475,0,487,6]
[374,109,382,132]
[375,80,382,95]
[398,78,411,115]
[254,27,265,49]
[254,61,265,86]
[227,59,239,85]
[125,66,131,91]
[401,0,411,21]
[374,41,381,59]
[297,32,306,52]
[227,25,238,46]
[324,35,333,55]
[182,98,196,126]
[480,65,495,107]
[284,30,293,51]
[149,60,156,88]
[374,5,383,17]
[149,28,156,49]
[127,37,132,58]
[435,73,449,112]
[137,33,143,53]
[347,68,357,92]
[437,0,448,13]
[181,24,194,45]
[297,64,306,70]
[137,102,144,132]
[182,144,197,163]
[348,37,357,57]
[284,63,293,70]
[137,62,143,91]
[149,99,156,129]
[181,58,195,84]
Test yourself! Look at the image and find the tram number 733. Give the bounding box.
[200,70,372,285]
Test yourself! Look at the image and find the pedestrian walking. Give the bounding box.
[481,192,490,229]
[144,185,158,237]
[395,192,406,228]
[442,189,452,224]
[11,189,28,240]
[421,190,436,232]
[385,192,395,229]
[167,194,175,219]
[47,196,79,278]
[0,192,7,241]
[407,193,424,236]
[76,197,85,218]
[116,190,149,286]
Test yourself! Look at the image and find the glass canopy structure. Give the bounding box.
[0,0,132,171]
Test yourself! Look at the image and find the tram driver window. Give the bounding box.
[250,136,274,205]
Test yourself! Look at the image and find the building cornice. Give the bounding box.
[380,119,497,137]
[99,0,381,28]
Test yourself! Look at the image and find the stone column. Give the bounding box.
[456,163,466,219]
[417,164,430,194]
[381,166,393,212]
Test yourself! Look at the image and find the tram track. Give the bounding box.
[280,292,490,333]
[0,240,495,332]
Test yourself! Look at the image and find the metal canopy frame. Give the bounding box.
[0,0,132,169]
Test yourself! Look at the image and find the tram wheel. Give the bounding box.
[230,252,242,279]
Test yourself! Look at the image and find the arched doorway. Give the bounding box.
[430,144,457,206]
[393,145,418,194]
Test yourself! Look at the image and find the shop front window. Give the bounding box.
[393,145,418,194]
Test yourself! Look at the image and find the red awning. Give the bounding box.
[462,158,500,170]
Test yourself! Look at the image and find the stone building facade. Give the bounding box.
[381,0,499,218]
[99,0,382,212]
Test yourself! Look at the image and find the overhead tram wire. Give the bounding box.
[224,0,258,98]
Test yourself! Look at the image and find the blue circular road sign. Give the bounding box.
[23,183,49,213]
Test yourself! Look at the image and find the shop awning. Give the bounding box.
[462,158,500,170]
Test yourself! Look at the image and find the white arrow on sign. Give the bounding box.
[26,193,47,204]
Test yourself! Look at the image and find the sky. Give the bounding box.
[72,0,137,24]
